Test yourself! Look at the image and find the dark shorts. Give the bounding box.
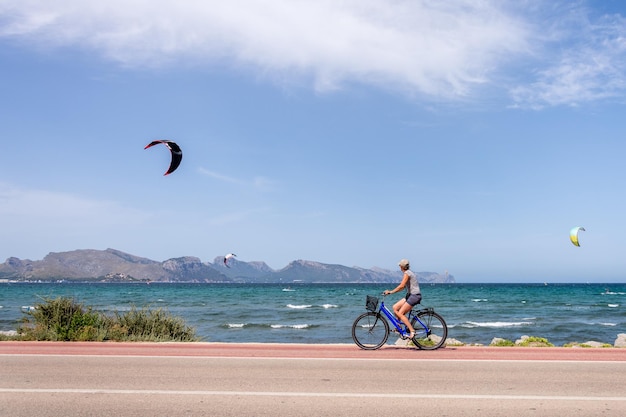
[405,293,422,306]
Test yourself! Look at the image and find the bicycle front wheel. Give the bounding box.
[411,310,447,350]
[352,312,389,350]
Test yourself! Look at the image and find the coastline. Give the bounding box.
[3,330,625,348]
[1,341,625,361]
[2,329,625,348]
[2,282,624,346]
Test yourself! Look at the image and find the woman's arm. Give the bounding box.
[384,273,409,295]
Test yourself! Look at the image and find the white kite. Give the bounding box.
[569,227,585,247]
[224,253,237,267]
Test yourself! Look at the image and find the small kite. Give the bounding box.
[569,226,585,247]
[144,140,183,175]
[224,253,237,268]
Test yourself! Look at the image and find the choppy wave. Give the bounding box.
[224,323,313,330]
[271,324,310,329]
[472,299,488,302]
[463,321,533,328]
[285,303,337,309]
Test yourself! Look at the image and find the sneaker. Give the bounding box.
[408,331,415,339]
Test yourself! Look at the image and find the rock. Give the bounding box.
[490,337,514,346]
[615,333,626,348]
[515,335,553,347]
[565,341,612,348]
[444,338,465,346]
[581,341,609,348]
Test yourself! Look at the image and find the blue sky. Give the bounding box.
[1,1,626,282]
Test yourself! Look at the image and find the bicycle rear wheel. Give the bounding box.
[411,310,447,350]
[352,312,389,350]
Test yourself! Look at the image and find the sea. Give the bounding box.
[1,282,625,346]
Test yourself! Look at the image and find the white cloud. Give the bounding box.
[0,182,148,228]
[197,168,243,185]
[197,167,275,191]
[205,207,270,227]
[509,11,626,108]
[0,0,529,100]
[0,182,155,259]
[2,1,626,107]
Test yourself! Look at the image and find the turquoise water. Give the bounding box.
[1,283,624,346]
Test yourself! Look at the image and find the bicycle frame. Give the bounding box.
[378,300,427,338]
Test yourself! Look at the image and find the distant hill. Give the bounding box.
[0,248,456,284]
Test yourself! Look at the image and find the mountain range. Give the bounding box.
[0,248,456,284]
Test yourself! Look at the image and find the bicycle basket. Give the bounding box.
[365,295,379,312]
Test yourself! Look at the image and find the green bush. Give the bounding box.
[16,296,198,342]
[563,341,613,348]
[114,306,197,342]
[517,336,554,347]
[17,297,104,341]
[491,338,515,347]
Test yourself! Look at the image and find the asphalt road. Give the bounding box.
[1,342,625,416]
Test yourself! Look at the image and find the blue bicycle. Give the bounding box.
[352,294,448,350]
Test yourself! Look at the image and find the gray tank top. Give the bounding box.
[405,270,420,295]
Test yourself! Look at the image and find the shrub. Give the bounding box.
[517,336,554,347]
[113,306,197,342]
[17,297,198,342]
[491,338,515,347]
[18,297,104,341]
[563,341,613,348]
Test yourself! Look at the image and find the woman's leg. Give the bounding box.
[392,298,405,318]
[393,300,415,334]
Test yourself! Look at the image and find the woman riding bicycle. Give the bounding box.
[383,259,422,339]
